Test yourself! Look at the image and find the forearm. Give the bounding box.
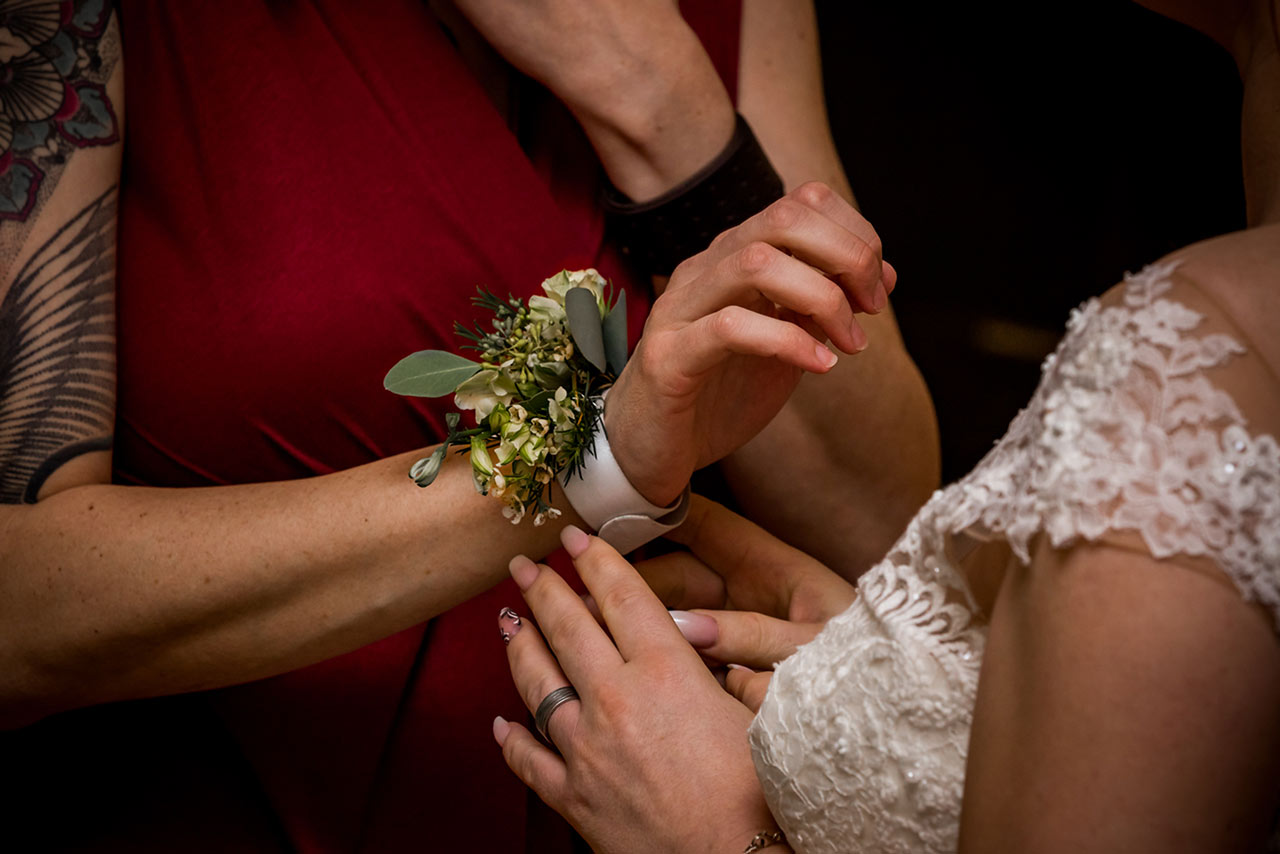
[720,310,939,578]
[0,449,576,725]
[539,9,736,201]
[722,0,940,576]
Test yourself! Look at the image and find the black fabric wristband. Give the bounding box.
[602,113,785,276]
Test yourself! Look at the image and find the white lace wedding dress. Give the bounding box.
[748,261,1280,853]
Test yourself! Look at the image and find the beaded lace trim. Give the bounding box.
[750,261,1280,853]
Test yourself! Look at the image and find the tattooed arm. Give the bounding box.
[0,3,121,501]
[0,9,591,728]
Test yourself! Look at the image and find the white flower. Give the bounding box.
[528,295,565,325]
[540,268,608,314]
[455,369,517,422]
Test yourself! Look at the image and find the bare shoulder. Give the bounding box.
[1163,224,1280,375]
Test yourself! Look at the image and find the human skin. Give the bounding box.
[0,4,912,727]
[448,0,941,576]
[495,1,1280,850]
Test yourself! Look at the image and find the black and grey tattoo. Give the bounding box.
[0,185,115,503]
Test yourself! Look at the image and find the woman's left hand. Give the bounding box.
[494,525,781,853]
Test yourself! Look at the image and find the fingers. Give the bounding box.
[499,605,583,749]
[672,243,868,354]
[561,525,703,663]
[686,182,888,318]
[653,305,838,379]
[685,609,824,669]
[634,550,728,611]
[724,665,773,714]
[508,554,622,684]
[493,717,569,812]
[664,496,820,615]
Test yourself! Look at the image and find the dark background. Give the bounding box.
[815,0,1245,481]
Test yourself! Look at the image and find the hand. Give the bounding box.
[494,525,781,853]
[637,495,857,674]
[605,182,896,506]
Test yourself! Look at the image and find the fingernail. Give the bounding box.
[670,610,718,648]
[509,554,539,590]
[814,342,838,369]
[561,524,590,558]
[872,279,888,312]
[882,260,898,293]
[498,607,523,644]
[849,320,868,352]
[493,715,510,746]
[727,662,755,672]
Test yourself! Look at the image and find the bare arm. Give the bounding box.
[448,0,938,576]
[0,14,580,727]
[0,6,884,731]
[725,0,939,577]
[961,542,1280,851]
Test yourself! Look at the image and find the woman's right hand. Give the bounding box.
[635,495,858,673]
[604,181,894,507]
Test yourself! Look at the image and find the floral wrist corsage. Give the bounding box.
[384,269,628,524]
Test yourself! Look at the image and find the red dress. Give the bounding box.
[6,2,740,851]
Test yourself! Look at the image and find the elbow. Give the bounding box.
[0,641,88,730]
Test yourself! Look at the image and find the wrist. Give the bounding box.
[600,385,685,508]
[558,391,690,553]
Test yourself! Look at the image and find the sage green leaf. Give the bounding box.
[384,350,481,397]
[602,290,628,375]
[522,389,554,415]
[565,286,607,372]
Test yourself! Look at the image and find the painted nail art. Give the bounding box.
[498,606,523,644]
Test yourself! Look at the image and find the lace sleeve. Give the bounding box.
[953,260,1280,625]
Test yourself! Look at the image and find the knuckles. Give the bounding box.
[792,180,835,210]
[734,241,777,277]
[761,197,806,233]
[707,305,750,341]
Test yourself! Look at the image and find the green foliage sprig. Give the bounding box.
[384,269,628,524]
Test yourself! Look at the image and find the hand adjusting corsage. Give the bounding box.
[384,269,689,551]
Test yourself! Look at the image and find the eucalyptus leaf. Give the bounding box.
[602,290,628,375]
[565,286,607,372]
[384,350,481,397]
[522,389,554,415]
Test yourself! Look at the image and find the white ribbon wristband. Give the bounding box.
[559,397,691,554]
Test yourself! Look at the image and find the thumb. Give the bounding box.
[672,609,822,669]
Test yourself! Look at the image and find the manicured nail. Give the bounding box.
[509,554,539,590]
[872,279,888,312]
[814,342,838,369]
[670,610,719,648]
[498,607,523,644]
[561,524,590,558]
[493,715,510,746]
[849,320,868,353]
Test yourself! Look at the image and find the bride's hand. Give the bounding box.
[494,526,781,853]
[606,182,893,506]
[636,495,858,669]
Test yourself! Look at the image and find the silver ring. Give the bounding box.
[534,685,580,742]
